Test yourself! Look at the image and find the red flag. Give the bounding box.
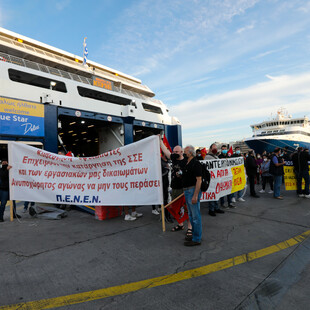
[227,146,233,157]
[163,134,172,152]
[165,194,188,224]
[200,147,207,159]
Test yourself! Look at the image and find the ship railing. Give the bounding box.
[0,51,154,102]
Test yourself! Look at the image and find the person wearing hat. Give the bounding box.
[0,159,20,222]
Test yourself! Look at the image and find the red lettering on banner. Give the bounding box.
[210,171,216,178]
[232,167,242,175]
[217,169,228,177]
[234,177,242,186]
[215,180,232,194]
[202,191,216,200]
[127,153,143,163]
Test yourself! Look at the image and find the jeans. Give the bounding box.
[220,194,232,206]
[0,189,9,220]
[184,187,202,243]
[296,171,310,195]
[232,190,243,199]
[24,201,35,210]
[273,175,283,197]
[208,200,219,211]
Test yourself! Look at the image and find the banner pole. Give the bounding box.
[10,200,13,222]
[161,204,166,232]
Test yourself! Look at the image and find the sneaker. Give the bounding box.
[23,208,28,213]
[13,214,21,219]
[228,204,236,209]
[237,197,245,202]
[131,211,143,218]
[299,194,305,198]
[268,190,274,194]
[259,189,265,193]
[0,219,4,222]
[223,205,229,209]
[152,209,160,215]
[215,209,225,214]
[124,214,136,221]
[231,197,236,203]
[208,210,216,216]
[305,194,310,199]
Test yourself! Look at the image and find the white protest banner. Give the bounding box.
[200,157,246,201]
[8,136,163,206]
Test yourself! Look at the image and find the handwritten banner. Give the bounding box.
[0,96,44,137]
[284,161,310,190]
[200,158,246,201]
[8,136,163,206]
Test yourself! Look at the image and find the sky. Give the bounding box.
[1,0,310,147]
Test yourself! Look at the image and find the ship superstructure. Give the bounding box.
[244,108,310,154]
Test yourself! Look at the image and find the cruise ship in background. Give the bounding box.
[244,108,310,154]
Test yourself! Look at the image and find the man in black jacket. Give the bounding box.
[0,159,10,221]
[245,150,259,198]
[0,159,20,222]
[292,147,310,198]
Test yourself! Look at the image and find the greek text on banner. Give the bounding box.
[8,136,163,206]
[200,158,246,201]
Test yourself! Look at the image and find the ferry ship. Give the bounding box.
[0,27,182,157]
[244,108,310,154]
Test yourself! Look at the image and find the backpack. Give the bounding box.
[268,157,276,175]
[200,162,211,192]
[269,155,283,176]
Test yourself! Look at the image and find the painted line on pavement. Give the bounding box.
[1,229,310,310]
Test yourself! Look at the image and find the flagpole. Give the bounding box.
[10,200,13,222]
[161,204,166,232]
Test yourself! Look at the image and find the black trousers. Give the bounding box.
[248,174,256,196]
[262,176,273,190]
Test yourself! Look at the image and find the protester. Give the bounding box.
[182,145,202,246]
[219,145,235,207]
[259,154,274,193]
[283,146,292,161]
[159,139,192,236]
[269,148,285,199]
[124,206,143,221]
[0,159,21,221]
[245,150,260,198]
[292,147,310,198]
[23,201,35,213]
[255,154,263,185]
[205,143,225,216]
[195,149,203,160]
[161,154,173,222]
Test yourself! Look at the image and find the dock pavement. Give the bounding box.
[1,185,310,310]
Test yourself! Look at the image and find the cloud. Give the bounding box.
[297,1,310,13]
[174,71,310,145]
[98,0,260,76]
[252,46,289,60]
[236,23,255,34]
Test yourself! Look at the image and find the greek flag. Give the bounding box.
[83,37,88,65]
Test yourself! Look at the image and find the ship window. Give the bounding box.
[77,86,131,106]
[142,103,163,114]
[8,69,67,93]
